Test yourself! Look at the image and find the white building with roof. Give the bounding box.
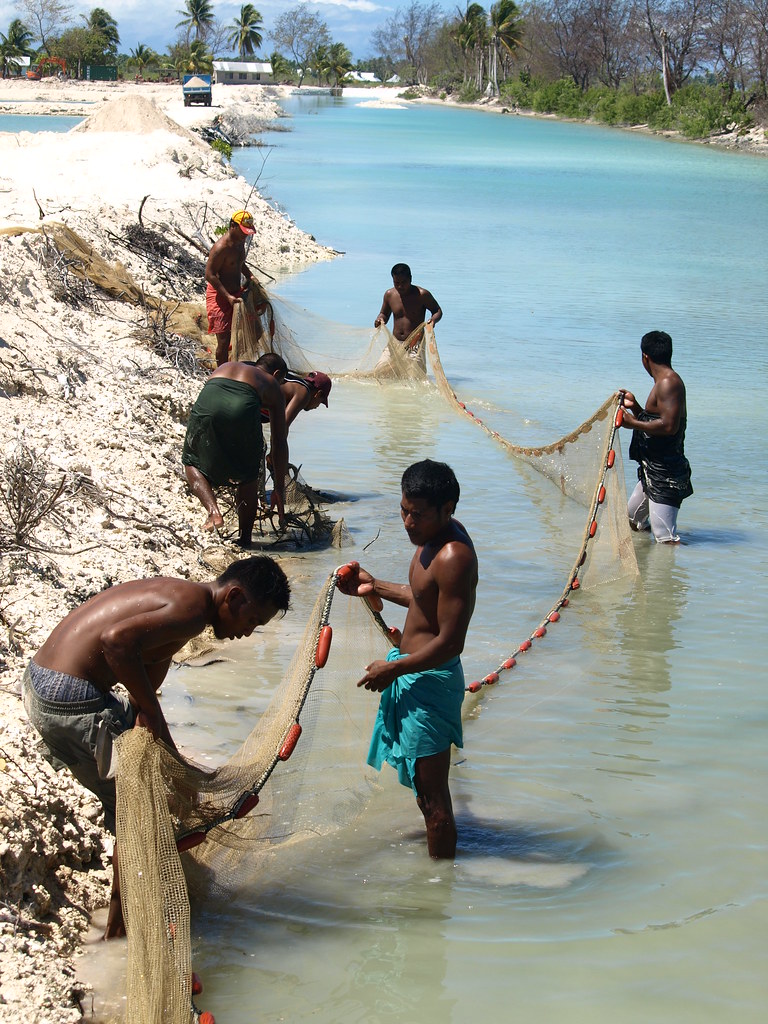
[212,61,273,85]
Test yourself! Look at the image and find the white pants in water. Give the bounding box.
[627,480,680,543]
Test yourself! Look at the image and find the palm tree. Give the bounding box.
[176,0,215,42]
[0,19,35,79]
[228,4,263,59]
[268,50,292,83]
[326,42,354,89]
[130,43,157,77]
[488,0,522,95]
[453,4,487,89]
[188,38,213,72]
[83,7,120,50]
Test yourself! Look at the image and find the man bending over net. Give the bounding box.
[21,556,290,939]
[337,460,477,859]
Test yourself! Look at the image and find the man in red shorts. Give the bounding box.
[205,209,256,366]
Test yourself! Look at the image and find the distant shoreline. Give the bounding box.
[1,79,766,158]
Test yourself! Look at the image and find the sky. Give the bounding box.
[0,0,438,62]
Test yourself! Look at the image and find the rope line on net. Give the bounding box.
[425,333,626,694]
[173,566,390,853]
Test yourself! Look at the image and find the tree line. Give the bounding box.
[2,1,765,135]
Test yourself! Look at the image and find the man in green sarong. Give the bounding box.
[182,357,288,544]
[337,460,478,860]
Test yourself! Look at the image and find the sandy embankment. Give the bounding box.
[0,79,335,1022]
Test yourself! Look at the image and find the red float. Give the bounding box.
[533,626,547,638]
[597,485,606,504]
[520,640,532,651]
[589,520,598,537]
[607,449,616,468]
[483,672,499,684]
[278,723,302,761]
[468,680,483,693]
[615,408,624,427]
[562,597,569,606]
[191,973,203,996]
[199,1013,216,1024]
[234,793,259,819]
[549,612,560,622]
[177,831,206,853]
[571,578,581,590]
[315,625,332,667]
[502,657,517,670]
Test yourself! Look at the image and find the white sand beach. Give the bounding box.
[0,78,350,1022]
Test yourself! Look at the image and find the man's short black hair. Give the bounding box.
[401,459,459,511]
[641,330,673,366]
[391,263,412,280]
[254,352,288,375]
[217,556,291,613]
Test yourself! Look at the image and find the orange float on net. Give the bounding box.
[502,657,517,670]
[589,519,598,537]
[615,408,624,427]
[467,410,475,418]
[315,624,332,668]
[278,722,302,761]
[597,485,606,504]
[468,680,483,693]
[607,449,616,468]
[191,973,203,996]
[533,626,547,638]
[483,672,499,685]
[199,1013,216,1024]
[519,639,532,652]
[458,402,466,409]
[336,563,356,582]
[234,793,260,819]
[177,831,207,853]
[562,597,570,607]
[571,578,581,590]
[549,611,560,622]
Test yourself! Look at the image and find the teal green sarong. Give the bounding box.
[367,648,465,793]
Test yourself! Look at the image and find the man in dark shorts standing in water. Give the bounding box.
[182,356,289,542]
[374,263,442,348]
[21,556,291,938]
[337,460,477,859]
[620,330,693,543]
[205,209,256,366]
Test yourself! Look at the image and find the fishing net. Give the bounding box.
[116,570,390,1023]
[113,282,638,1021]
[231,281,427,380]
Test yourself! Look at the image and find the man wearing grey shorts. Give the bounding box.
[23,556,291,938]
[620,330,693,543]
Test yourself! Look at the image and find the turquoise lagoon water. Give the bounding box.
[92,98,768,1021]
[0,113,82,133]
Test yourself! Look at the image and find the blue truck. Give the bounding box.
[182,74,212,107]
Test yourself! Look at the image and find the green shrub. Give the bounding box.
[210,138,232,162]
[458,81,482,104]
[531,78,584,117]
[499,76,534,108]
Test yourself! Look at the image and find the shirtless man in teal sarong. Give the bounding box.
[338,460,478,859]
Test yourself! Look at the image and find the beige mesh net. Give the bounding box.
[231,282,427,381]
[116,572,390,1022]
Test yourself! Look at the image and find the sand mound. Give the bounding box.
[75,93,192,137]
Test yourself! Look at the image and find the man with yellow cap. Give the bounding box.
[205,209,256,366]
